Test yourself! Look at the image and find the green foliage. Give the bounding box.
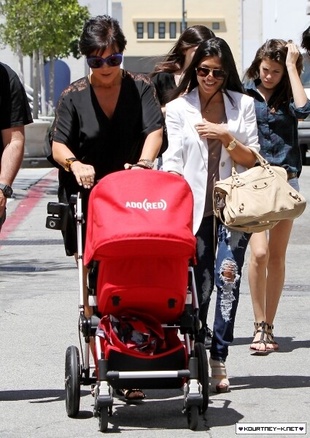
[0,0,90,59]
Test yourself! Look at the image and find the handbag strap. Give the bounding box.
[231,148,273,179]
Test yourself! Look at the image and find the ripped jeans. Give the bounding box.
[194,216,251,361]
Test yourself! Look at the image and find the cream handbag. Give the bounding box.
[213,150,306,233]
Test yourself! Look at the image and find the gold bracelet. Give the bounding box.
[64,157,79,172]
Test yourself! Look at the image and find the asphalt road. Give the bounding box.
[0,166,309,438]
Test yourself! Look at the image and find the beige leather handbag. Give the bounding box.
[213,150,306,233]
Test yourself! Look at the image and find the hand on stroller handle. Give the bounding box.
[70,161,95,189]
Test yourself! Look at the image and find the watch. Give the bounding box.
[226,138,237,151]
[0,183,13,198]
[64,157,79,172]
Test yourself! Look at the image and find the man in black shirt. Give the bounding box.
[0,62,33,230]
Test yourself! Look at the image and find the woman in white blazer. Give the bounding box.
[162,38,260,393]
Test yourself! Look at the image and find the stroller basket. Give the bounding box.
[98,315,187,389]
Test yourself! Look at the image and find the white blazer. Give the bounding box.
[162,87,260,234]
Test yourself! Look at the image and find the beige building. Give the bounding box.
[115,0,242,73]
[2,0,308,99]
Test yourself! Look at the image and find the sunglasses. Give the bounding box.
[86,53,123,69]
[196,67,226,80]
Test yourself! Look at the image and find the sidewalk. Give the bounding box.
[0,166,309,437]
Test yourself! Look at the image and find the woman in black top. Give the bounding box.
[50,15,165,401]
[51,15,165,256]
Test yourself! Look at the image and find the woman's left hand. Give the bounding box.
[286,41,300,68]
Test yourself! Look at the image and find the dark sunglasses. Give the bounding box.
[86,53,123,69]
[196,67,226,80]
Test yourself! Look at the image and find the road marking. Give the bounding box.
[0,169,57,245]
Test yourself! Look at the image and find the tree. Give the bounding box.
[0,0,89,117]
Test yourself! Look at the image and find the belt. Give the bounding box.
[287,172,297,180]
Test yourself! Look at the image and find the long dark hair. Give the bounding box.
[167,37,244,103]
[301,26,310,52]
[79,15,127,56]
[244,39,303,111]
[150,25,215,76]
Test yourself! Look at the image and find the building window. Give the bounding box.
[212,22,220,31]
[158,22,166,39]
[169,22,177,39]
[137,22,144,39]
[147,22,155,39]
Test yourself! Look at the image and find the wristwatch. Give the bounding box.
[226,138,237,151]
[64,157,79,172]
[0,183,13,198]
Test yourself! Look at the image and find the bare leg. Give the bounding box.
[248,231,269,321]
[248,231,269,352]
[265,219,293,325]
[248,220,293,351]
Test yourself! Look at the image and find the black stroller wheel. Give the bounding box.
[187,405,199,430]
[99,407,109,432]
[195,342,209,413]
[65,345,81,417]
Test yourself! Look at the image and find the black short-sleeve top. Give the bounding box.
[52,70,165,193]
[151,71,176,106]
[0,62,33,157]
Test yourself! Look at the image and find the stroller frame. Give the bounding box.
[47,172,209,433]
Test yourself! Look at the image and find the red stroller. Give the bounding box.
[56,169,209,432]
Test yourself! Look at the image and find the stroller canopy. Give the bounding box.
[84,170,196,264]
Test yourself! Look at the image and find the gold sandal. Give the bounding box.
[250,321,269,355]
[210,358,230,393]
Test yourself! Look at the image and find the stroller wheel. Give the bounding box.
[65,345,81,417]
[195,342,209,413]
[99,407,109,432]
[187,405,199,430]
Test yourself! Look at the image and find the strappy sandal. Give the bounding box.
[266,324,279,351]
[210,358,230,393]
[250,321,269,355]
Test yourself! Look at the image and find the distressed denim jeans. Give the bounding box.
[211,222,251,361]
[195,216,251,361]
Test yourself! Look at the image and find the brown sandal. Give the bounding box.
[250,321,269,355]
[266,324,279,351]
[116,388,145,401]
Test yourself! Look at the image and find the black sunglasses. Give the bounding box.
[196,67,226,80]
[86,53,123,69]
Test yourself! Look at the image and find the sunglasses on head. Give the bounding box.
[196,67,226,80]
[86,53,123,69]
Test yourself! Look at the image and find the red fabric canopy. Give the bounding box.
[84,170,196,264]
